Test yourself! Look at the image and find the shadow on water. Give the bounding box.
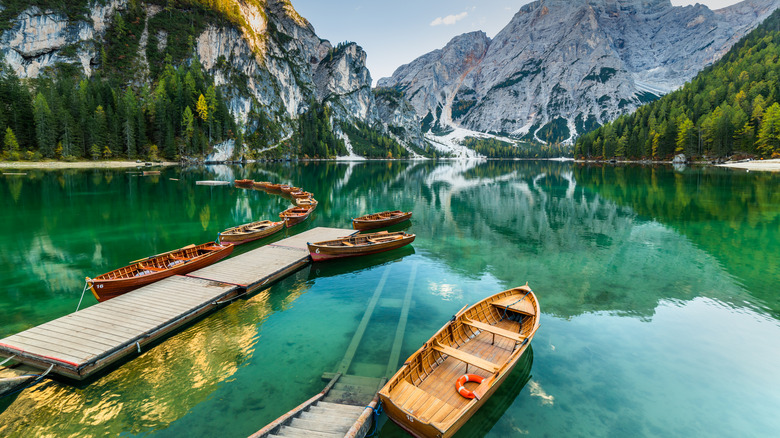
[308,245,416,280]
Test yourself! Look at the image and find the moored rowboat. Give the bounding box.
[87,242,234,302]
[234,179,254,187]
[378,285,540,438]
[281,186,300,194]
[265,183,283,192]
[253,181,270,189]
[218,220,284,245]
[279,206,313,227]
[295,197,318,209]
[307,231,415,261]
[352,210,412,230]
[290,191,313,199]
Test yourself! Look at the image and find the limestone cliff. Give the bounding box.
[0,0,425,156]
[379,0,779,142]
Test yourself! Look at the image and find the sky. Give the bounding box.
[291,0,745,85]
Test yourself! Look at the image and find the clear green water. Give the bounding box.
[1,161,779,437]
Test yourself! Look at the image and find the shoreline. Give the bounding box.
[715,159,780,172]
[2,158,780,172]
[0,160,178,169]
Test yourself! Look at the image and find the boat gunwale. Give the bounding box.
[378,285,540,437]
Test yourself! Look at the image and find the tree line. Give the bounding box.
[461,137,572,158]
[0,55,236,161]
[575,9,780,160]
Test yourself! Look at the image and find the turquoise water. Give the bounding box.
[1,161,779,437]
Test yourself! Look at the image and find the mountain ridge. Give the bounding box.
[379,0,779,143]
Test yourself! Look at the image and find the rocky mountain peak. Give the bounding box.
[380,0,778,143]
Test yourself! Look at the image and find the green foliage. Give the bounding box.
[289,100,347,158]
[460,136,572,158]
[0,56,236,161]
[102,1,146,83]
[3,127,19,152]
[537,117,570,144]
[576,9,780,159]
[583,67,617,83]
[341,120,409,159]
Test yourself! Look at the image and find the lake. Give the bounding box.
[1,160,779,437]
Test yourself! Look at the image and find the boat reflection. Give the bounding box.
[308,245,415,280]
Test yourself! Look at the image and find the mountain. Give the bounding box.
[0,0,426,159]
[575,7,780,160]
[378,0,778,143]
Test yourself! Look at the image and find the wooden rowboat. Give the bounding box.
[290,191,313,199]
[265,183,283,192]
[295,197,318,209]
[379,285,540,438]
[234,179,254,187]
[280,185,300,194]
[87,242,234,302]
[218,220,284,245]
[307,231,415,261]
[253,181,270,189]
[352,210,412,230]
[279,206,313,228]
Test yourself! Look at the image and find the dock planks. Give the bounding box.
[0,227,355,380]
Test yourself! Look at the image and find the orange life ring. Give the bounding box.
[455,374,484,399]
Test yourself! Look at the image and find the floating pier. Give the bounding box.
[0,227,354,381]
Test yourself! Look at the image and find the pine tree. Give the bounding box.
[757,102,780,156]
[33,92,55,157]
[181,106,194,156]
[4,127,19,152]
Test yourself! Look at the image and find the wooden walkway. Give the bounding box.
[0,227,354,380]
[251,264,418,438]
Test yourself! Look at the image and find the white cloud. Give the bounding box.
[430,12,468,26]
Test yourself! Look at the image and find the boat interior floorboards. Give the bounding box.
[415,319,521,415]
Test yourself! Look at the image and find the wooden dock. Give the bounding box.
[250,263,418,438]
[0,227,354,380]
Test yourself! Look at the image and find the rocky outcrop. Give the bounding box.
[314,43,374,121]
[379,0,779,142]
[0,0,126,77]
[0,0,428,156]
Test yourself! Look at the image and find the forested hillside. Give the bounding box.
[575,8,780,160]
[0,0,425,161]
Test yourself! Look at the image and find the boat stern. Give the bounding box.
[379,392,446,438]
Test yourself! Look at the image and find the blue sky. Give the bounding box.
[291,1,743,84]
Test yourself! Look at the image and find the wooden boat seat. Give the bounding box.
[490,296,536,316]
[432,340,499,373]
[390,380,459,424]
[202,246,224,251]
[170,256,190,261]
[139,264,166,272]
[461,317,526,342]
[341,241,354,246]
[368,236,402,243]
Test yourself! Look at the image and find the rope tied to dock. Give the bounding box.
[0,364,53,399]
[364,400,384,437]
[76,280,91,311]
[0,354,17,368]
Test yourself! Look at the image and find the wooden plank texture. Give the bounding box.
[0,228,353,380]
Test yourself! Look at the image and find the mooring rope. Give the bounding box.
[365,400,384,437]
[76,280,90,311]
[0,354,17,368]
[0,364,54,399]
